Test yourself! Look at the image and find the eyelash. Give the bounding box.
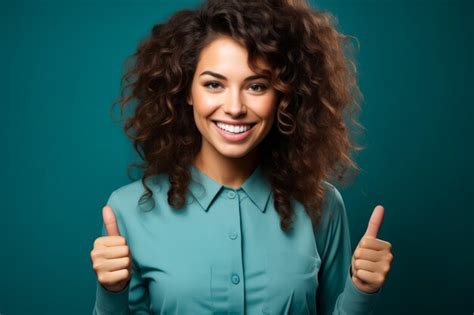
[204,81,268,92]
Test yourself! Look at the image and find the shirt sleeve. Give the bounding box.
[315,184,381,315]
[92,191,151,315]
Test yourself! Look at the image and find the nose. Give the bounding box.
[223,89,246,117]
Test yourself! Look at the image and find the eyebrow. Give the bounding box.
[199,70,269,82]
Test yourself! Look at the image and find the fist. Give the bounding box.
[351,205,393,294]
[90,205,132,292]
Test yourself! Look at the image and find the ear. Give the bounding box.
[186,93,193,106]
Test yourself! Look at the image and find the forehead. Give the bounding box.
[196,36,270,73]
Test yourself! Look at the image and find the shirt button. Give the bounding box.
[231,273,240,284]
[229,232,238,240]
[227,191,236,199]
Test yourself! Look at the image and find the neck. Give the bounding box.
[193,146,260,189]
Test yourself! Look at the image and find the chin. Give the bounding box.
[211,142,256,159]
[218,148,252,159]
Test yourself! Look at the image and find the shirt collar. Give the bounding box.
[188,164,272,213]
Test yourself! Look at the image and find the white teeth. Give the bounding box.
[216,122,252,134]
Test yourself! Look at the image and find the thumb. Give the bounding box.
[102,205,120,236]
[364,205,384,239]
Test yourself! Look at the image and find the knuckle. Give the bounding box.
[354,260,360,269]
[377,274,385,284]
[97,273,107,284]
[94,238,107,249]
[387,253,394,262]
[92,261,102,271]
[355,249,362,258]
[90,248,101,259]
[119,269,129,281]
[124,256,130,266]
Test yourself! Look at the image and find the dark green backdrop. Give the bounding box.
[1,0,472,314]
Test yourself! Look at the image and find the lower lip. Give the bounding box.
[212,122,255,142]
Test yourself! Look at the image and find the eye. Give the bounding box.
[204,81,222,90]
[249,83,267,93]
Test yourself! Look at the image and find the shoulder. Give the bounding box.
[320,180,346,221]
[106,174,169,212]
[321,180,342,205]
[103,174,170,237]
[313,180,349,246]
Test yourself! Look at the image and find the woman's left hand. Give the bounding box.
[350,205,394,294]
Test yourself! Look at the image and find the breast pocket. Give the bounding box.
[262,250,320,315]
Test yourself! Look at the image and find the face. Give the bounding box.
[187,36,277,162]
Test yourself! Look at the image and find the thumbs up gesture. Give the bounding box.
[90,206,132,292]
[350,205,393,293]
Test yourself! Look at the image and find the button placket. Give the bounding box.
[226,188,244,313]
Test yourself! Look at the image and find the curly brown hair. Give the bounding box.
[112,0,365,232]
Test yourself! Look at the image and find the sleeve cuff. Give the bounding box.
[339,264,381,313]
[94,281,130,314]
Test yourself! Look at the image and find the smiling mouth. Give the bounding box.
[212,120,257,134]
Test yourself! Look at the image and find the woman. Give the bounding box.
[90,0,394,314]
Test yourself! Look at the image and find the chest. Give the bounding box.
[128,194,321,314]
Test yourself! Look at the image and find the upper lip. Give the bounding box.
[212,119,256,125]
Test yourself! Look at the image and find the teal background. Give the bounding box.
[1,0,472,314]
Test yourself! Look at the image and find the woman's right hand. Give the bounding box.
[90,205,132,292]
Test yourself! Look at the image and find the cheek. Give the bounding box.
[191,87,221,114]
[254,97,277,124]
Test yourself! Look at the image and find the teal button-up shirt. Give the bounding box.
[93,164,381,314]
